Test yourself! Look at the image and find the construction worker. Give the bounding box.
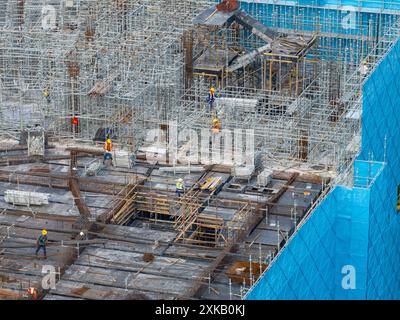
[206,87,218,111]
[35,229,48,259]
[211,117,221,134]
[104,137,113,152]
[176,178,185,197]
[103,151,113,166]
[71,116,79,126]
[43,88,51,103]
[103,137,113,166]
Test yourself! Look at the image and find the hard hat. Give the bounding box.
[106,138,111,143]
[177,178,183,182]
[213,118,219,124]
[210,87,215,92]
[42,229,47,236]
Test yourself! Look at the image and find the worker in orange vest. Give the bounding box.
[211,117,221,134]
[103,137,113,166]
[104,137,113,152]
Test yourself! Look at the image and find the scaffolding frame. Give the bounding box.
[0,0,400,183]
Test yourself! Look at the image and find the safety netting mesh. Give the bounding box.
[246,13,400,301]
[361,39,400,300]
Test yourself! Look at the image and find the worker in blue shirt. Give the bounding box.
[206,87,218,111]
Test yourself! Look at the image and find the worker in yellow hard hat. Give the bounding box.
[211,117,221,134]
[43,88,51,103]
[35,229,48,259]
[103,137,114,166]
[176,178,185,198]
[206,87,218,111]
[104,138,113,152]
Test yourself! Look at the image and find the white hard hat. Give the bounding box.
[177,178,183,182]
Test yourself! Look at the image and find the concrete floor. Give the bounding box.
[0,143,325,300]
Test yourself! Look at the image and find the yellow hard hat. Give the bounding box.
[213,118,219,124]
[106,138,111,143]
[42,229,47,236]
[210,87,215,92]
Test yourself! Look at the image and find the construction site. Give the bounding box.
[1,0,400,300]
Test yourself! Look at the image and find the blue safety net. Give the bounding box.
[243,1,400,300]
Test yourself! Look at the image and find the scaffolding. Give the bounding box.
[2,0,400,301]
[0,0,400,181]
[0,0,213,142]
[176,4,400,177]
[100,175,256,247]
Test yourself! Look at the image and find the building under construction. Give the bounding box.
[1,0,400,300]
